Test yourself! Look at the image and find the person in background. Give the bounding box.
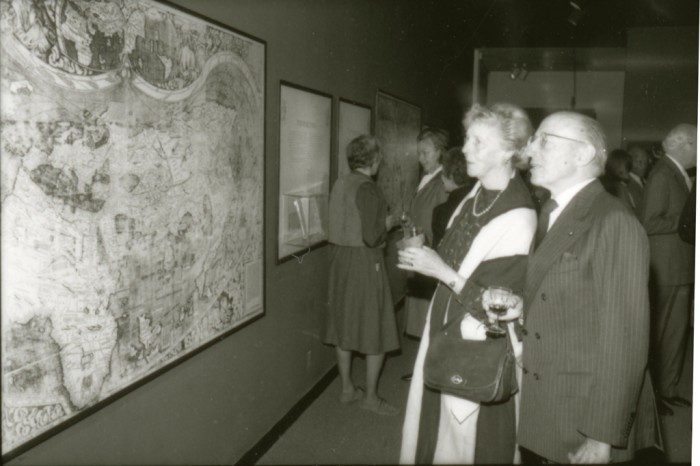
[628,145,650,216]
[641,124,696,417]
[431,146,476,247]
[324,134,400,416]
[400,103,536,464]
[679,179,696,245]
[600,149,638,214]
[403,128,450,341]
[629,145,651,183]
[518,112,658,464]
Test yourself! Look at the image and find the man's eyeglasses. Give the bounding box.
[527,132,588,149]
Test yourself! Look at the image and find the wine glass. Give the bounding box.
[400,210,412,238]
[484,286,518,338]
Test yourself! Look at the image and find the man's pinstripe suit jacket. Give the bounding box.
[518,180,660,463]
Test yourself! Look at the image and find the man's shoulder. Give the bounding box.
[425,174,448,196]
[647,157,674,180]
[589,189,642,227]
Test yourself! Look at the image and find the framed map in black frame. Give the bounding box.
[0,0,266,458]
[277,81,333,262]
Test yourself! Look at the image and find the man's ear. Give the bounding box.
[575,143,597,167]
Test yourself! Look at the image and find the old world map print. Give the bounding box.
[374,91,422,217]
[0,0,265,454]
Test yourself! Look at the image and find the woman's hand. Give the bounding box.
[385,214,398,231]
[397,246,454,283]
[481,288,523,322]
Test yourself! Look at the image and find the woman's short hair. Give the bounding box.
[417,127,449,155]
[347,134,381,170]
[462,103,533,166]
[441,146,470,187]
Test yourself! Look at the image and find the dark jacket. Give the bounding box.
[641,155,694,287]
[431,185,471,248]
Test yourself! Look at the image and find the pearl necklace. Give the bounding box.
[472,186,505,217]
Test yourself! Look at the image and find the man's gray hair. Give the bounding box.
[554,112,608,176]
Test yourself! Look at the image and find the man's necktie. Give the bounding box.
[534,198,558,250]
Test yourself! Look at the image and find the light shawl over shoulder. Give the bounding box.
[400,179,536,464]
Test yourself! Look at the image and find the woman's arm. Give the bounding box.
[397,246,468,293]
[356,182,388,247]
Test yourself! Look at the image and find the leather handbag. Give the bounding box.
[423,299,517,403]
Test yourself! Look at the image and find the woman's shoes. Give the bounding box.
[340,387,365,404]
[360,397,400,416]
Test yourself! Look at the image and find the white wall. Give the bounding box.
[486,71,626,149]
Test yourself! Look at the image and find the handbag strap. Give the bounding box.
[439,284,475,335]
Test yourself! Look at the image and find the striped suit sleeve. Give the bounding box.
[579,209,650,446]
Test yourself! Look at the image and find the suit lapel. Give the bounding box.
[418,170,442,193]
[524,181,602,309]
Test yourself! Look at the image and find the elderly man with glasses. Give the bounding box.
[515,112,660,464]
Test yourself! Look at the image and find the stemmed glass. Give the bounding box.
[484,286,519,338]
[400,210,412,238]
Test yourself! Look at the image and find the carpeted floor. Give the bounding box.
[257,313,693,465]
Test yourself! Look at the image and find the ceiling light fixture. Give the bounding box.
[519,63,529,81]
[509,63,521,80]
[568,0,586,26]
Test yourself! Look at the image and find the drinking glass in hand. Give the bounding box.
[397,227,425,266]
[485,286,518,338]
[400,211,412,238]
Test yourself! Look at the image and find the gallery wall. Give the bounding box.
[486,70,626,148]
[484,27,698,151]
[621,27,698,145]
[5,1,449,465]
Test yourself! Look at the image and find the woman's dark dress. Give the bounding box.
[323,174,399,355]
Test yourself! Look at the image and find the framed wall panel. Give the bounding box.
[0,0,266,458]
[337,98,372,178]
[374,90,423,216]
[277,82,332,262]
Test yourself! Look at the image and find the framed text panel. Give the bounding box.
[0,0,266,457]
[277,82,332,262]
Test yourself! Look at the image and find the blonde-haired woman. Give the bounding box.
[399,103,536,464]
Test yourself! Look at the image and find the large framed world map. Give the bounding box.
[0,0,265,456]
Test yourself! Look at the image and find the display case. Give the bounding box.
[280,191,329,252]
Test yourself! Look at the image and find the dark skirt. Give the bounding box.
[323,245,399,354]
[475,396,516,463]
